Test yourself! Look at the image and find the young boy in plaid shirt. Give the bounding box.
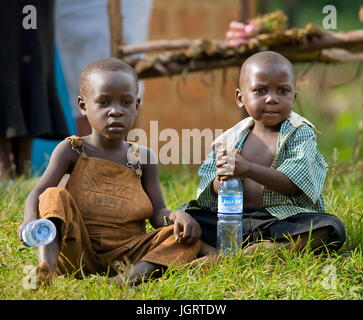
[184,51,346,254]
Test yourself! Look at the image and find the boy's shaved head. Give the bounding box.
[79,57,138,95]
[239,51,295,86]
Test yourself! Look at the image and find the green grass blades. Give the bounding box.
[0,162,362,300]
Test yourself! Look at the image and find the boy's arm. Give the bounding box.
[20,140,76,228]
[240,161,299,195]
[216,149,299,195]
[140,147,201,244]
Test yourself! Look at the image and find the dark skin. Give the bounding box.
[214,61,330,251]
[19,70,203,285]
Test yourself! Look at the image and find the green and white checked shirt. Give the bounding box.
[196,112,328,220]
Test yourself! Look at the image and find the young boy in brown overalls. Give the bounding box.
[19,58,209,287]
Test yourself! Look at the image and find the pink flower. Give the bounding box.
[245,23,257,36]
[226,30,247,39]
[229,21,246,31]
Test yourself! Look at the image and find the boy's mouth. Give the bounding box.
[262,111,280,115]
[106,122,125,132]
[107,122,124,128]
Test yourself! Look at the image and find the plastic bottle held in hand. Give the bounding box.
[21,219,57,248]
[217,178,243,256]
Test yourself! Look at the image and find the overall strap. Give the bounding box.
[126,142,142,177]
[66,136,88,158]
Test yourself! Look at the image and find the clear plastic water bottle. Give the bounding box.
[21,219,57,248]
[217,178,243,256]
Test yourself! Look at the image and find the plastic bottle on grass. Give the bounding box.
[21,219,56,248]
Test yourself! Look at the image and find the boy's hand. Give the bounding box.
[216,148,250,180]
[171,210,202,245]
[17,216,37,243]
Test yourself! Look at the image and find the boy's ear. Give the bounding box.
[235,89,244,109]
[136,97,141,110]
[78,96,87,116]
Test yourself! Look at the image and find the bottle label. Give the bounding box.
[218,194,243,214]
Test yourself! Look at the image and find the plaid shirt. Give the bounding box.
[196,112,328,220]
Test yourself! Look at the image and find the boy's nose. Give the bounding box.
[265,93,279,104]
[108,105,124,117]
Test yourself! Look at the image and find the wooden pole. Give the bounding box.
[108,0,124,57]
[240,0,257,23]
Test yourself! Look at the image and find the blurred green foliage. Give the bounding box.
[294,63,363,163]
[265,0,363,31]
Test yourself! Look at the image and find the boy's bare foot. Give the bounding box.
[185,254,220,272]
[184,242,219,271]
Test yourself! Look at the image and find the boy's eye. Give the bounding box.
[278,88,290,95]
[97,99,109,106]
[253,87,267,95]
[121,100,134,106]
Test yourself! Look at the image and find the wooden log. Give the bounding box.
[321,48,363,62]
[118,39,218,56]
[126,53,331,79]
[283,27,363,52]
[121,27,363,79]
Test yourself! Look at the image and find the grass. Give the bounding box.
[0,157,362,300]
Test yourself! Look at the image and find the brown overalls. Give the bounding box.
[38,136,201,276]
